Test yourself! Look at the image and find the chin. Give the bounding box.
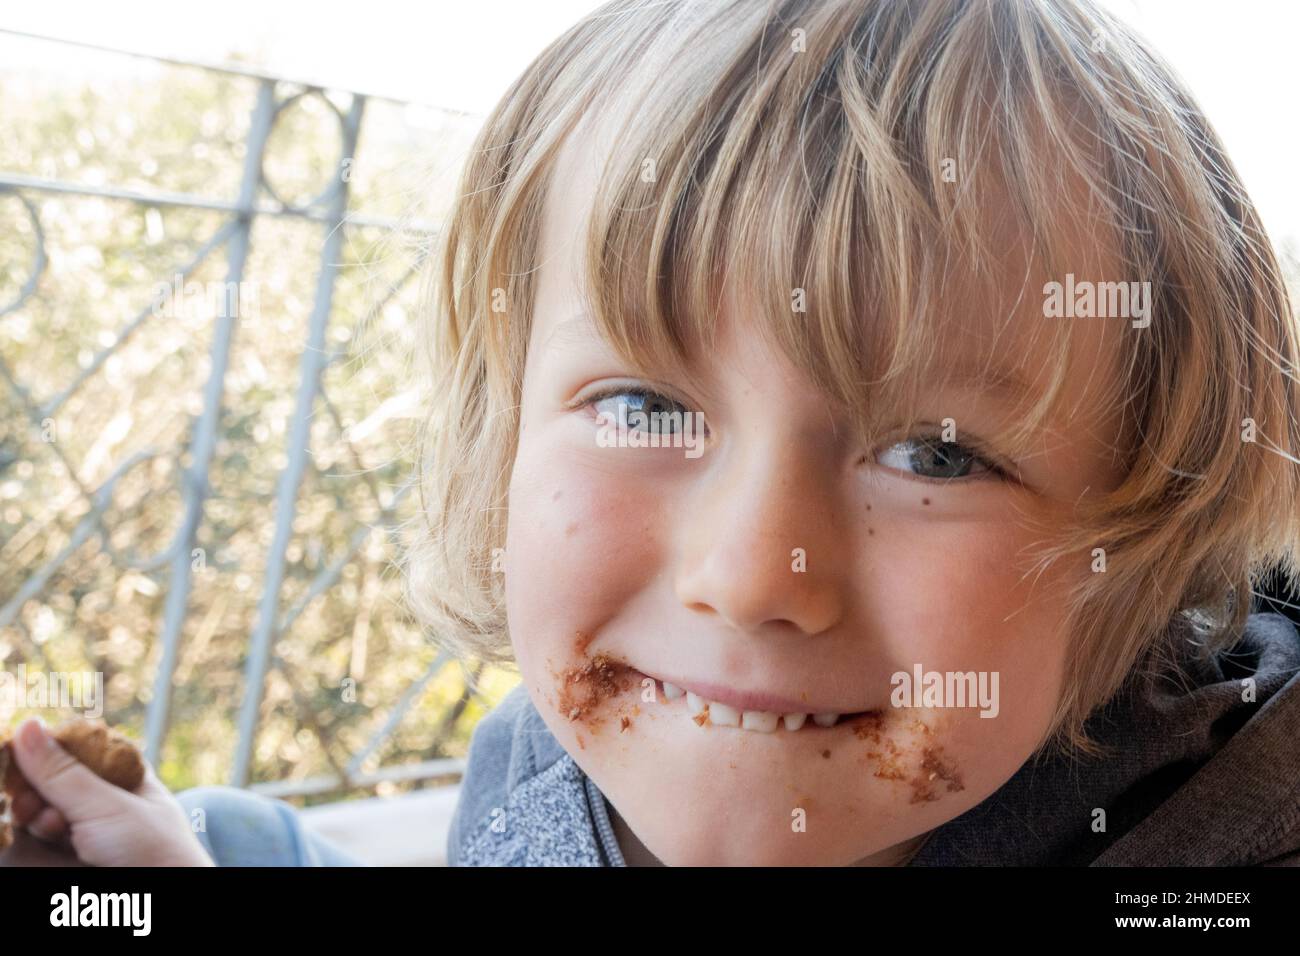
[614,802,899,866]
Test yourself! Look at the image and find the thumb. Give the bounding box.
[10,719,129,823]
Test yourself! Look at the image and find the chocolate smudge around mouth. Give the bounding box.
[551,632,640,733]
[551,635,965,802]
[911,746,966,803]
[573,630,597,656]
[848,710,966,804]
[556,653,637,729]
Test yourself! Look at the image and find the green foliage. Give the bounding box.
[0,43,515,802]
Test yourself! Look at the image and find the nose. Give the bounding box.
[673,439,847,637]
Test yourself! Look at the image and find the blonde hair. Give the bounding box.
[403,0,1300,756]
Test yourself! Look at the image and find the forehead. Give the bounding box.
[935,172,1129,407]
[530,96,1131,448]
[532,108,622,334]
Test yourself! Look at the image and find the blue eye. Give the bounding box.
[876,436,999,481]
[588,388,694,435]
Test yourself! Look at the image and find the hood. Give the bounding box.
[910,611,1300,866]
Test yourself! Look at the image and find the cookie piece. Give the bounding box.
[0,718,146,797]
[47,720,146,792]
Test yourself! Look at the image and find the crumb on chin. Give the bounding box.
[909,745,965,803]
[848,709,966,804]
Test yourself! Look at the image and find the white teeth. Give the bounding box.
[742,710,779,732]
[709,702,740,727]
[665,684,846,733]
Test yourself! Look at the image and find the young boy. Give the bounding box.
[419,0,1300,866]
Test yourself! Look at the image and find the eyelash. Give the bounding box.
[573,385,698,422]
[871,433,1012,485]
[574,382,686,408]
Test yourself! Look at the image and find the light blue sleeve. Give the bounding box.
[175,785,365,867]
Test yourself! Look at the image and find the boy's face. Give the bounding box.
[503,126,1129,865]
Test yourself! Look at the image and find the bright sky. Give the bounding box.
[0,0,1296,245]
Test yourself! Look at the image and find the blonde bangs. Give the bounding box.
[575,0,1131,459]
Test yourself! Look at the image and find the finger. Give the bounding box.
[137,761,165,793]
[27,805,69,843]
[135,763,175,802]
[9,719,129,823]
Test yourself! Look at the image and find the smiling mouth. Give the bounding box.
[639,673,877,733]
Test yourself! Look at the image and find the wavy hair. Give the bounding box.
[402,0,1300,756]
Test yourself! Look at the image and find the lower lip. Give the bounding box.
[633,671,873,733]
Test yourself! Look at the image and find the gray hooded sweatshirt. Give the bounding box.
[446,612,1300,866]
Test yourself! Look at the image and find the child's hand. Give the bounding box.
[6,719,213,867]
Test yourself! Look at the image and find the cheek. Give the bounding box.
[502,435,666,698]
[867,516,1074,756]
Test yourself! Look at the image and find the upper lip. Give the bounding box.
[638,670,862,715]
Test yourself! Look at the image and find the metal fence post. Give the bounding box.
[230,93,367,787]
[143,79,277,765]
